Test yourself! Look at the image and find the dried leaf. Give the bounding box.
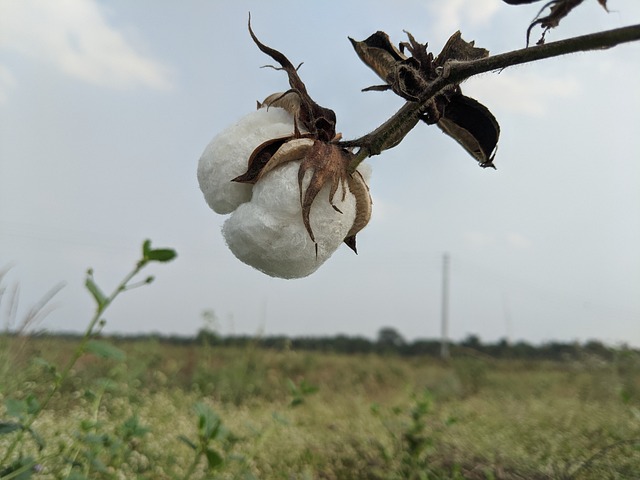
[527,0,584,45]
[348,31,407,84]
[437,93,500,168]
[399,31,434,74]
[350,30,500,165]
[515,0,608,45]
[501,0,609,44]
[257,137,315,180]
[435,31,489,65]
[501,0,545,4]
[232,135,295,184]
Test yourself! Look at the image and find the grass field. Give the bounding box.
[1,334,639,479]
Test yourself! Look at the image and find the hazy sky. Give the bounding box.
[1,0,639,346]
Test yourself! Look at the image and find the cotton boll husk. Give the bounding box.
[197,107,296,214]
[222,161,359,279]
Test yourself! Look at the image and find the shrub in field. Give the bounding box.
[452,356,490,397]
[0,240,176,479]
[177,402,242,479]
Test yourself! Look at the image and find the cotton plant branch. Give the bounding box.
[340,24,640,172]
[197,19,639,278]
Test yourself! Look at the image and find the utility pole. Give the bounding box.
[502,292,513,347]
[440,253,450,360]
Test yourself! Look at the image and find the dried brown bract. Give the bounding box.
[248,15,336,142]
[350,30,499,168]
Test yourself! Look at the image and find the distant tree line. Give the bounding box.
[191,328,625,361]
[16,327,633,362]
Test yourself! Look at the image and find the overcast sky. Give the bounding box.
[1,0,639,346]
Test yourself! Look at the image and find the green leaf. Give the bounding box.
[86,340,126,361]
[96,378,118,392]
[146,248,177,263]
[290,397,304,407]
[286,378,298,395]
[195,403,221,440]
[204,448,224,470]
[0,421,22,435]
[142,239,152,257]
[177,434,197,450]
[0,456,36,480]
[32,357,58,379]
[25,394,40,415]
[299,379,319,395]
[85,275,107,308]
[119,415,151,439]
[142,239,177,261]
[4,398,26,419]
[141,239,176,263]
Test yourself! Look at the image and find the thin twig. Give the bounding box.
[446,23,640,83]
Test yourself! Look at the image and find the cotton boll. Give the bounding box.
[222,161,358,279]
[197,107,296,214]
[356,162,372,184]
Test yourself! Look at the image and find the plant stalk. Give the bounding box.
[0,261,148,468]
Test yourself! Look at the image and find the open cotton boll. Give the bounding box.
[222,161,358,279]
[197,107,297,214]
[355,162,372,184]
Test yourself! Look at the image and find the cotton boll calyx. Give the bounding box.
[223,161,361,278]
[197,107,297,214]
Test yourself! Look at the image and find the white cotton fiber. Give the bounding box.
[197,107,297,214]
[222,161,358,279]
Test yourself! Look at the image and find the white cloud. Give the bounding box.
[0,0,172,92]
[463,71,581,116]
[428,0,501,38]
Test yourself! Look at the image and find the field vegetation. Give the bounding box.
[1,244,638,479]
[2,332,639,479]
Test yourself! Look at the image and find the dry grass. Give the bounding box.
[1,336,639,479]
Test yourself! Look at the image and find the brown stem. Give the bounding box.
[341,24,640,172]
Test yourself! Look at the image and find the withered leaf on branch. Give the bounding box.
[349,30,500,167]
[434,31,489,65]
[501,0,609,45]
[348,31,407,87]
[437,93,500,169]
